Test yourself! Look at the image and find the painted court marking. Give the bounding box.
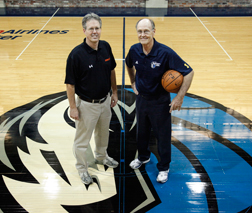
[190,8,233,61]
[15,8,60,61]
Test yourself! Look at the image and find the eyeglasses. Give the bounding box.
[137,30,153,35]
[87,27,101,32]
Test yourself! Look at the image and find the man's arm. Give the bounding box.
[110,69,118,107]
[66,84,79,120]
[169,70,194,113]
[126,65,139,95]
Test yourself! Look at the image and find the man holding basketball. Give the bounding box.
[65,13,118,185]
[126,18,194,183]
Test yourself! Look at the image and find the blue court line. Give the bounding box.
[118,17,126,213]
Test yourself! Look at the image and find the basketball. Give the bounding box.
[161,70,183,93]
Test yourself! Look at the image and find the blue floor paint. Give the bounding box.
[145,125,252,212]
[174,128,252,212]
[140,93,252,212]
[146,150,208,212]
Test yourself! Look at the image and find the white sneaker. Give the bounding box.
[156,169,169,183]
[129,158,150,169]
[79,171,93,185]
[95,156,119,168]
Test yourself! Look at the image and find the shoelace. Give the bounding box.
[83,172,90,178]
[133,160,141,166]
[158,172,168,177]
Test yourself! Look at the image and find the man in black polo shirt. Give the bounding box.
[65,13,118,185]
[126,19,194,183]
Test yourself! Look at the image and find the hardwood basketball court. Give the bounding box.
[0,7,252,213]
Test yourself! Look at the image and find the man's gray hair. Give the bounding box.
[82,13,102,29]
[135,18,155,30]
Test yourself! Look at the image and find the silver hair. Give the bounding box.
[82,13,102,29]
[135,18,155,30]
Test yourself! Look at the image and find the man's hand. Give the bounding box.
[131,82,139,95]
[169,95,183,113]
[169,70,194,113]
[111,92,118,108]
[70,107,79,120]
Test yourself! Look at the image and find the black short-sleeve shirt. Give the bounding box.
[65,38,116,99]
[126,39,192,96]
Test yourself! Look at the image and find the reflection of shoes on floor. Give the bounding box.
[79,171,93,185]
[156,169,169,183]
[95,156,119,168]
[129,158,150,169]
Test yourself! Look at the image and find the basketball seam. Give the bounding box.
[164,75,182,89]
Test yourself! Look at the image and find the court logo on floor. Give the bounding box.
[0,89,251,212]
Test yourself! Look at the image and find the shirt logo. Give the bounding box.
[151,61,161,69]
[89,65,93,68]
[105,58,110,62]
[135,61,138,64]
[184,63,190,68]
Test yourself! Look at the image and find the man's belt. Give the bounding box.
[79,95,107,104]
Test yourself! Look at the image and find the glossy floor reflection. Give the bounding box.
[0,87,251,213]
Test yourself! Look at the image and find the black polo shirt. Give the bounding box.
[126,39,192,96]
[65,38,116,99]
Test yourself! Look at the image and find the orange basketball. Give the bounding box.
[161,70,183,93]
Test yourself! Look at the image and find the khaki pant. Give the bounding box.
[73,95,111,173]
